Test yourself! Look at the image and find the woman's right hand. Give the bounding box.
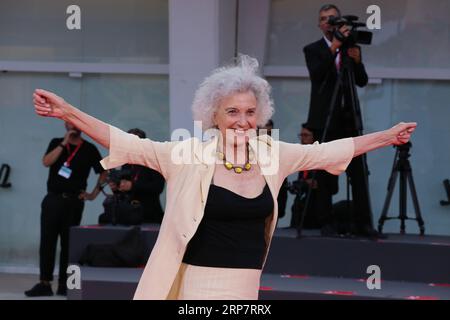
[33,89,68,119]
[34,88,111,149]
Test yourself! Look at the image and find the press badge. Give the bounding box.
[58,163,72,179]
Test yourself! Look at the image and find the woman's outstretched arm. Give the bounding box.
[353,122,417,157]
[33,89,110,148]
[278,122,417,179]
[34,88,180,178]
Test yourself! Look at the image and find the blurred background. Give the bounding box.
[0,0,449,272]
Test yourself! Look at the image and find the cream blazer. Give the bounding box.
[100,125,354,300]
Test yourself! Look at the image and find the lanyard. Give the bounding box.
[64,141,83,167]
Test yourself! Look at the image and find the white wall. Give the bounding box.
[169,0,237,133]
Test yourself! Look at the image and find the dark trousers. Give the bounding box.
[40,193,84,284]
[311,171,338,227]
[291,171,338,229]
[346,154,373,227]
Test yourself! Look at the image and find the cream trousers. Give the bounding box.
[176,263,262,300]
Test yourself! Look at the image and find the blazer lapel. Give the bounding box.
[248,135,278,198]
[194,136,217,206]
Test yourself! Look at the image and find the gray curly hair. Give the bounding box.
[192,54,274,130]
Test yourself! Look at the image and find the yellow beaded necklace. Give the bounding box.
[217,144,251,174]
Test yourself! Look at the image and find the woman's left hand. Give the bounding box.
[388,122,417,145]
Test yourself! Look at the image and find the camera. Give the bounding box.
[107,168,133,186]
[287,180,309,196]
[100,168,143,226]
[328,15,372,46]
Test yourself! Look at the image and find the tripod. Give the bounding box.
[378,142,425,235]
[297,44,373,238]
[440,179,450,206]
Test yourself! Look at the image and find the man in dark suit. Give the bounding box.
[303,4,378,237]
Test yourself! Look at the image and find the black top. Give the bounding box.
[303,38,368,132]
[46,138,104,194]
[183,183,274,269]
[121,164,165,223]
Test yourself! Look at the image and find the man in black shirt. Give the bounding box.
[25,122,107,297]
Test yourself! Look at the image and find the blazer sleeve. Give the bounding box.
[353,46,368,87]
[278,138,355,178]
[354,61,368,87]
[304,43,335,83]
[100,125,178,180]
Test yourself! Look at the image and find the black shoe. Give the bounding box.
[25,282,53,297]
[356,225,387,239]
[320,224,338,237]
[57,284,67,296]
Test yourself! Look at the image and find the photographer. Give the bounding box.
[101,128,165,224]
[25,122,107,297]
[303,4,379,238]
[288,124,338,234]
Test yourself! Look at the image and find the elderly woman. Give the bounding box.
[33,56,416,300]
